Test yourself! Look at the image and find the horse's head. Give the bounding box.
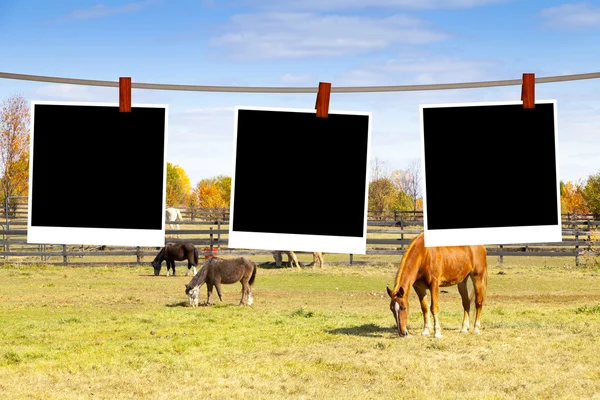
[185,284,199,307]
[387,286,409,337]
[152,260,162,276]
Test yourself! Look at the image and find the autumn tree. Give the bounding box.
[368,177,399,215]
[165,162,191,207]
[189,175,232,220]
[560,179,588,216]
[0,94,30,214]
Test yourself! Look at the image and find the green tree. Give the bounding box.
[582,171,600,216]
[368,178,399,213]
[166,163,191,207]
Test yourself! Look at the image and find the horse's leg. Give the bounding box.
[206,283,213,305]
[239,281,246,306]
[430,281,443,338]
[166,261,171,277]
[247,282,254,306]
[316,252,324,269]
[215,280,224,302]
[289,252,300,269]
[413,285,432,336]
[471,272,486,334]
[457,277,471,333]
[273,251,283,267]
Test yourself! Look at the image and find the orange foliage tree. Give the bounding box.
[0,94,30,207]
[560,180,588,215]
[189,175,231,209]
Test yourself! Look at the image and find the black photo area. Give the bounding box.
[232,109,369,237]
[422,103,558,230]
[31,104,166,229]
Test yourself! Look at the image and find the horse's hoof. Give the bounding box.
[434,332,443,339]
[421,330,430,336]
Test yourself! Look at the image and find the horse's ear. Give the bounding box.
[397,287,405,297]
[386,286,393,298]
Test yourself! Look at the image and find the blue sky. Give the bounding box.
[1,0,600,188]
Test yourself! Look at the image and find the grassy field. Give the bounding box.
[1,257,600,399]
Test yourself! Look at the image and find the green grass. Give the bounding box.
[0,258,600,399]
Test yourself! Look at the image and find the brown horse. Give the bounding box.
[386,232,488,338]
[185,257,257,307]
[152,243,199,277]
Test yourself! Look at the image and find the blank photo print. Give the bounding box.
[229,106,371,254]
[420,100,561,247]
[27,101,168,247]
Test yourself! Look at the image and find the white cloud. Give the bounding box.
[49,0,159,22]
[336,56,503,87]
[280,74,315,85]
[254,0,511,11]
[209,13,449,60]
[539,2,600,30]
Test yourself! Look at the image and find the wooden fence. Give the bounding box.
[0,213,597,266]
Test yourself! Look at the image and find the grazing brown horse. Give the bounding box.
[152,243,199,277]
[386,232,488,338]
[185,257,257,306]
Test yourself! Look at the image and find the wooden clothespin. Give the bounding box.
[521,73,535,109]
[119,77,132,112]
[315,82,331,118]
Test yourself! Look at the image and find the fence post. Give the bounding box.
[217,219,221,249]
[209,227,214,255]
[393,210,397,221]
[575,232,579,267]
[498,245,504,266]
[136,246,141,264]
[62,245,68,264]
[400,219,405,249]
[350,254,353,265]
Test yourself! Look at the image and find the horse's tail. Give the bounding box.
[177,209,183,221]
[249,261,257,286]
[194,247,199,266]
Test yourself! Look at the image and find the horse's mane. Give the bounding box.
[187,259,212,288]
[392,233,425,294]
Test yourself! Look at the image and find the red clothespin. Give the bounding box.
[521,73,535,109]
[315,82,331,118]
[119,77,132,112]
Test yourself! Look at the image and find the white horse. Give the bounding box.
[165,207,184,238]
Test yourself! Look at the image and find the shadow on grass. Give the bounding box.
[258,262,295,270]
[166,301,189,308]
[325,323,395,337]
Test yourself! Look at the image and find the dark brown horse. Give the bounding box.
[386,232,488,338]
[152,243,199,277]
[185,257,257,307]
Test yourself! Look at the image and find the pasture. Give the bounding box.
[1,257,600,399]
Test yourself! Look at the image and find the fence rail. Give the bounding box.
[0,219,597,266]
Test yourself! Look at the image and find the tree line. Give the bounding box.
[3,93,600,217]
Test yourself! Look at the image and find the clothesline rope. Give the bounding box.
[1,71,599,93]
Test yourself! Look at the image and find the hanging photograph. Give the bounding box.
[229,106,371,254]
[27,101,168,247]
[420,100,561,247]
